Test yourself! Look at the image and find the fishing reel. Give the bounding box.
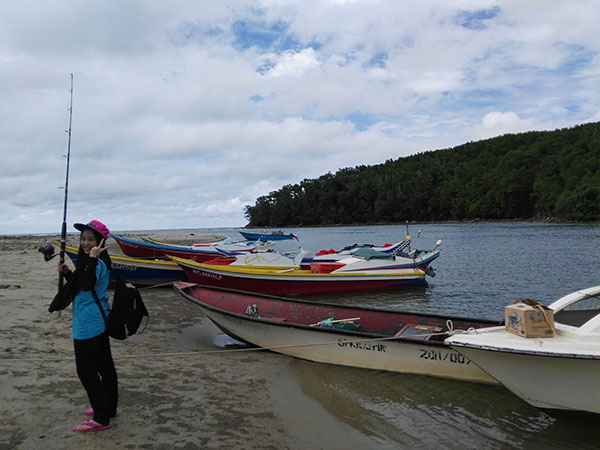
[38,243,56,261]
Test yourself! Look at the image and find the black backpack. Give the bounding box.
[92,278,149,340]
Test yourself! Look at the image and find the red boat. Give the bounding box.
[169,255,428,296]
[110,234,261,261]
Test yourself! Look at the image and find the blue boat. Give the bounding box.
[239,230,298,241]
[54,242,185,287]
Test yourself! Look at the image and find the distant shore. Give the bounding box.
[3,218,599,240]
[244,218,600,229]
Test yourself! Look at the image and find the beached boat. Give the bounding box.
[312,238,415,259]
[239,230,298,241]
[111,234,270,260]
[141,236,226,247]
[54,241,185,286]
[446,285,600,415]
[205,247,440,281]
[205,248,309,268]
[173,283,499,383]
[307,243,441,275]
[169,254,429,295]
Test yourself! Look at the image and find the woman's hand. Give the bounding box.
[89,238,109,258]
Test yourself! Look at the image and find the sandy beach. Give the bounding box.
[3,226,600,449]
[0,232,369,450]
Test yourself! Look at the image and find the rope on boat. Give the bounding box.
[0,329,470,365]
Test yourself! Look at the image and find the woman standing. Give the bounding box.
[54,219,118,432]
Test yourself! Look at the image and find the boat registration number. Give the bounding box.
[419,348,470,365]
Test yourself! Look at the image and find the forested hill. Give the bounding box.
[244,122,600,226]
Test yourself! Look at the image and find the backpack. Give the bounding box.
[92,278,149,340]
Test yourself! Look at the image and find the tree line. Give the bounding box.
[244,121,600,226]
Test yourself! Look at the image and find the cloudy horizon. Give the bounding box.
[2,0,599,234]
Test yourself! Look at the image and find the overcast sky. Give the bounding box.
[1,0,599,235]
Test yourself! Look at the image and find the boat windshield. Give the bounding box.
[554,292,600,327]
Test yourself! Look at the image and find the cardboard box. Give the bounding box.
[505,299,555,338]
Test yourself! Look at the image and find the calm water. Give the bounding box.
[173,222,600,449]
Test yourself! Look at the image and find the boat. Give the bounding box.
[205,248,309,268]
[111,234,272,260]
[169,254,429,295]
[239,230,298,241]
[313,238,417,258]
[446,285,600,415]
[213,237,440,270]
[173,283,500,383]
[141,236,226,247]
[306,240,442,275]
[52,241,185,286]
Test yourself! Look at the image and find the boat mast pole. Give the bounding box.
[58,73,74,291]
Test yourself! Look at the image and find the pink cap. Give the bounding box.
[74,220,110,240]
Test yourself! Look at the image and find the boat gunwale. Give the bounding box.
[111,234,236,255]
[169,255,427,280]
[447,339,600,360]
[173,283,500,344]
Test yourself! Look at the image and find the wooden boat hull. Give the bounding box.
[173,283,498,383]
[57,242,185,286]
[170,256,427,295]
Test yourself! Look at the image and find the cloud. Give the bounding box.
[481,110,534,134]
[1,0,599,234]
[264,47,319,77]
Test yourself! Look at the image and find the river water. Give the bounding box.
[167,222,600,449]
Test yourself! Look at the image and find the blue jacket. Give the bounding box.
[72,258,110,340]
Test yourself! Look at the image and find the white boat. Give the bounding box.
[173,283,500,383]
[446,285,600,415]
[211,239,441,276]
[307,239,442,275]
[212,248,308,268]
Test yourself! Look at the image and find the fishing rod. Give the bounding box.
[58,74,74,292]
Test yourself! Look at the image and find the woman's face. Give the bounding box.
[80,229,98,255]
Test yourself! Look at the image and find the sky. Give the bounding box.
[1,0,599,235]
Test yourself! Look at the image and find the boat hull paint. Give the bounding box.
[171,256,427,295]
[449,346,600,414]
[108,259,185,286]
[175,284,496,383]
[239,231,296,241]
[58,242,185,286]
[111,234,227,260]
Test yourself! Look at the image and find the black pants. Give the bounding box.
[73,332,118,426]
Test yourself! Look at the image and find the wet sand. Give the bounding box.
[0,232,368,450]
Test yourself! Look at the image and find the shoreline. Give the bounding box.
[3,218,600,239]
[0,232,367,449]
